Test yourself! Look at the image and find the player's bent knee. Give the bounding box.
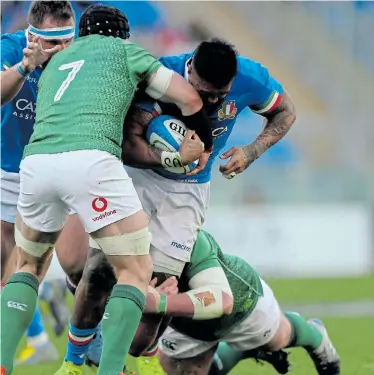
[266,314,292,351]
[14,226,55,258]
[83,249,116,292]
[90,227,152,256]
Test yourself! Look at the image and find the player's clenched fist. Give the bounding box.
[179,130,205,165]
[21,36,62,74]
[180,130,212,177]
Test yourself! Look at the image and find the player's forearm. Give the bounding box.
[1,65,27,106]
[122,135,163,168]
[245,91,296,161]
[159,73,213,150]
[145,290,233,320]
[122,107,164,167]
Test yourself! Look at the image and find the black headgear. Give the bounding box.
[78,4,130,39]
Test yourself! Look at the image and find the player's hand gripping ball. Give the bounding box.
[146,115,200,174]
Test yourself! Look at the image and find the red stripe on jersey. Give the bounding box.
[268,94,283,112]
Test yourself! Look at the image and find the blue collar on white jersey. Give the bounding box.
[27,24,75,40]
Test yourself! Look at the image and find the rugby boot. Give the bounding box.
[136,355,166,375]
[15,341,59,365]
[53,361,84,375]
[85,322,103,367]
[253,349,291,374]
[307,319,340,375]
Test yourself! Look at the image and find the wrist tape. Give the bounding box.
[161,151,182,169]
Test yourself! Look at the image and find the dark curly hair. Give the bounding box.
[193,38,238,89]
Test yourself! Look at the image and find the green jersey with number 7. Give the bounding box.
[23,34,162,159]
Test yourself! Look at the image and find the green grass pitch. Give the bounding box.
[12,275,374,375]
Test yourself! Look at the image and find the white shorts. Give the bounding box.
[158,279,281,359]
[125,168,210,268]
[1,169,20,224]
[18,150,142,233]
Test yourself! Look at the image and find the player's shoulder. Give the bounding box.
[186,230,219,277]
[192,230,218,260]
[1,30,27,48]
[231,55,275,92]
[159,52,193,75]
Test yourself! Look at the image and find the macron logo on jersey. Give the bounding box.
[171,241,191,253]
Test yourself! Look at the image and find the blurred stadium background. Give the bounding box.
[2,1,374,374]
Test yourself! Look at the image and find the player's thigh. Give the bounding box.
[55,213,88,281]
[151,182,209,264]
[265,312,292,351]
[125,167,160,218]
[62,152,153,286]
[0,169,19,272]
[125,168,181,275]
[128,169,210,271]
[18,154,70,234]
[0,169,20,226]
[63,151,147,238]
[223,278,282,351]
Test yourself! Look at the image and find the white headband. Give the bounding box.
[27,24,75,40]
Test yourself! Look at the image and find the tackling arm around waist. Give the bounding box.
[146,267,234,320]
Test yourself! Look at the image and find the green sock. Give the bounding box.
[209,342,246,375]
[285,312,323,351]
[98,284,146,375]
[1,272,39,373]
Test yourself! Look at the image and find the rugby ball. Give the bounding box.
[146,115,198,174]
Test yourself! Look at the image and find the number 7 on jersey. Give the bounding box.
[54,60,85,102]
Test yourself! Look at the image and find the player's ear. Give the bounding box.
[187,61,192,75]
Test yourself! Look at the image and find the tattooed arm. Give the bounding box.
[122,106,163,168]
[244,90,296,163]
[122,105,206,169]
[219,90,296,176]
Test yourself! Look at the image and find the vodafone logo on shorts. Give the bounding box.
[92,197,108,212]
[91,197,116,222]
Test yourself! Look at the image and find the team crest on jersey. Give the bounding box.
[218,101,237,121]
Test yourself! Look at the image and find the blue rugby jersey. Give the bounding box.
[1,30,42,173]
[135,52,284,183]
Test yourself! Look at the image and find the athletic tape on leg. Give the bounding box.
[89,236,101,250]
[14,227,54,257]
[92,227,152,256]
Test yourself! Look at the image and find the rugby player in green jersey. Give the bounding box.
[131,230,340,375]
[0,4,214,375]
